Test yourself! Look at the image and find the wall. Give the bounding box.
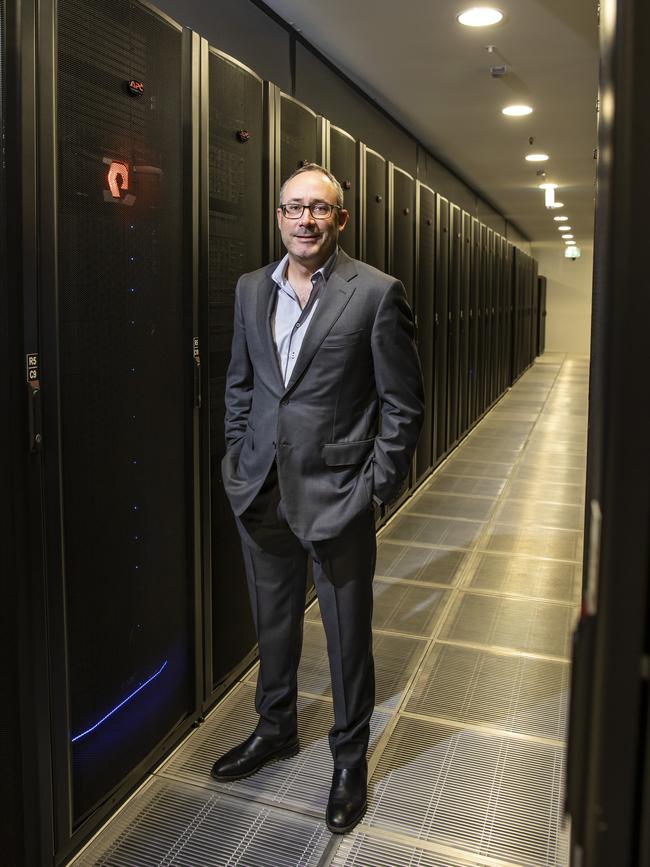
[533,242,594,355]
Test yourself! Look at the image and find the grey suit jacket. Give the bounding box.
[221,249,425,541]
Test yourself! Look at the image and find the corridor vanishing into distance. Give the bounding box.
[73,352,587,867]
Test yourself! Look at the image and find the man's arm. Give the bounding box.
[370,281,425,504]
[224,280,253,450]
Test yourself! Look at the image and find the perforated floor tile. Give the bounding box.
[423,474,506,498]
[72,777,330,866]
[330,833,514,867]
[375,541,470,585]
[405,643,570,740]
[367,717,569,866]
[465,551,581,604]
[383,513,486,549]
[503,479,585,506]
[405,491,496,521]
[493,499,584,531]
[307,578,451,638]
[482,523,583,562]
[159,683,390,816]
[439,460,514,480]
[439,593,576,658]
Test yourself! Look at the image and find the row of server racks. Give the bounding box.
[2,0,544,861]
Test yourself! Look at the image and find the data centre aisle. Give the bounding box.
[71,353,587,867]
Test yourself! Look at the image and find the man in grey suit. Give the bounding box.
[211,163,424,834]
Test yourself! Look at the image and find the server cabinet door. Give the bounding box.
[485,227,495,407]
[530,258,539,363]
[415,182,435,481]
[434,196,449,459]
[279,92,320,183]
[205,48,263,697]
[539,275,547,356]
[446,204,461,446]
[364,147,387,271]
[469,217,480,425]
[477,224,488,416]
[491,232,502,401]
[54,0,195,829]
[390,166,415,305]
[498,237,508,393]
[505,242,515,385]
[330,125,357,259]
[458,211,471,436]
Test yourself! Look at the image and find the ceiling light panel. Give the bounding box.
[554,216,568,221]
[526,153,549,162]
[458,7,503,27]
[502,104,533,116]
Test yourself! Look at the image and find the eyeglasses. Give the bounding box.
[279,202,341,219]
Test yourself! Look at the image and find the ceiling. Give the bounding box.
[263,0,599,249]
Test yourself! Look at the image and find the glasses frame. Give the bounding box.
[279,202,342,220]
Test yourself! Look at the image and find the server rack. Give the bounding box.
[414,181,436,480]
[329,124,359,259]
[201,46,264,703]
[362,145,387,271]
[446,204,461,447]
[8,0,203,860]
[537,275,547,356]
[458,211,471,436]
[476,224,488,416]
[434,195,450,459]
[468,217,480,425]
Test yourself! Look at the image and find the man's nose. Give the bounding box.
[298,208,316,226]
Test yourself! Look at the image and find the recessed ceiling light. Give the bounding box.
[502,104,533,116]
[526,153,549,162]
[564,236,575,241]
[558,226,572,231]
[458,7,503,27]
[554,216,568,221]
[538,183,557,190]
[550,202,564,208]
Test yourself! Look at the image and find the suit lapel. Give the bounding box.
[256,269,284,390]
[284,251,358,394]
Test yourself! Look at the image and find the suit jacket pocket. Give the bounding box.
[320,329,363,349]
[323,437,375,466]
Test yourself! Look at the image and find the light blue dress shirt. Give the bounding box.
[270,248,338,386]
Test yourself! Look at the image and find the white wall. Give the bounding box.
[532,242,594,355]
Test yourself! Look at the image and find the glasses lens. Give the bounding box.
[310,203,333,217]
[283,203,304,218]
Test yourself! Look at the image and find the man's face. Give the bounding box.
[277,171,349,270]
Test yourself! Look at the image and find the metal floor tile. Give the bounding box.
[482,523,583,562]
[465,551,581,604]
[307,578,451,638]
[405,643,570,740]
[383,513,486,549]
[270,620,427,709]
[405,491,496,521]
[518,452,586,471]
[493,499,584,531]
[453,446,522,463]
[438,460,513,480]
[512,464,586,486]
[330,832,512,867]
[504,479,585,506]
[439,593,576,657]
[72,777,330,866]
[423,474,506,498]
[367,717,569,866]
[159,684,390,816]
[375,541,470,585]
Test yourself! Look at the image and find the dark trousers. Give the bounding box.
[237,463,376,769]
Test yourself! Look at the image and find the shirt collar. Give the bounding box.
[271,247,339,292]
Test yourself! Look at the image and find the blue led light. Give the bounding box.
[71,660,168,743]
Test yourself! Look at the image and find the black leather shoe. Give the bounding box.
[210,733,299,782]
[326,762,368,834]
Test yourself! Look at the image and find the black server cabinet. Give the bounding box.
[271,89,324,258]
[363,146,387,271]
[434,196,449,460]
[11,0,201,859]
[458,211,471,436]
[203,47,262,700]
[484,227,495,408]
[384,164,415,515]
[530,257,539,364]
[415,182,436,480]
[498,237,509,393]
[329,124,358,259]
[537,275,547,356]
[468,217,480,425]
[505,241,515,385]
[491,232,502,403]
[476,224,488,417]
[446,204,461,446]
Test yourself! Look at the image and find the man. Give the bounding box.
[211,163,424,834]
